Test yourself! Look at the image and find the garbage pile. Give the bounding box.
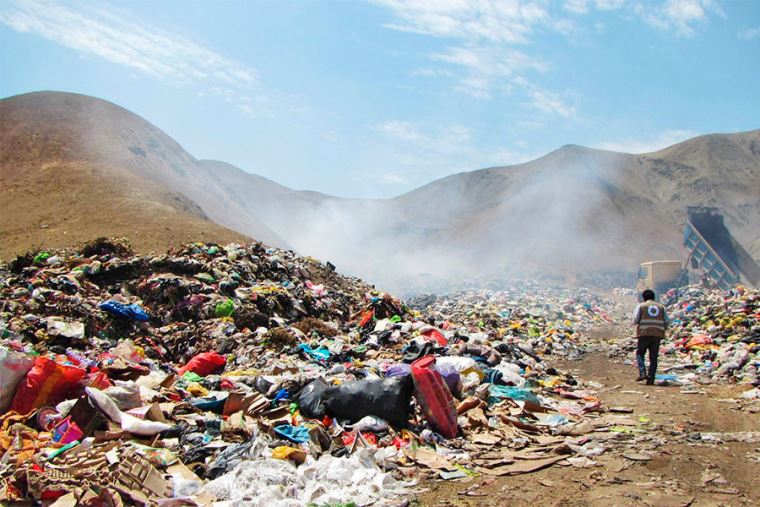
[608,285,759,387]
[408,285,615,359]
[1,239,624,506]
[661,285,759,385]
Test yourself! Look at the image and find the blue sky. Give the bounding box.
[1,0,758,198]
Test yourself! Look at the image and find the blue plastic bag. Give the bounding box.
[298,343,331,362]
[273,388,290,403]
[488,384,541,405]
[273,424,310,443]
[99,301,149,321]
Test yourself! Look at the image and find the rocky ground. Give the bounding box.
[418,349,760,507]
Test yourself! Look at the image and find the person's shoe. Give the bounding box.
[645,379,655,385]
[636,375,647,382]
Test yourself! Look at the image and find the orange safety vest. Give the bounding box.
[636,301,666,339]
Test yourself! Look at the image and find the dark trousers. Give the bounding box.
[636,336,661,381]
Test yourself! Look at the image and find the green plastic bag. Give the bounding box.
[33,251,51,265]
[215,299,235,318]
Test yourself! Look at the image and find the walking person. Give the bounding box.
[633,289,667,385]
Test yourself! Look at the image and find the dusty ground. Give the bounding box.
[416,350,760,507]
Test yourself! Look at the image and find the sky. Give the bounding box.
[1,0,759,198]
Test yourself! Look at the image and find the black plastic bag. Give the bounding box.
[322,376,413,427]
[206,440,257,479]
[253,375,274,395]
[297,378,329,419]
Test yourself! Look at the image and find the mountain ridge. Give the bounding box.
[2,90,758,290]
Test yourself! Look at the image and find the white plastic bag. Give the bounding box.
[85,387,171,436]
[0,346,34,412]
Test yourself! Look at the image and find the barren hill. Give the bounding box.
[2,91,758,291]
[379,134,760,282]
[0,91,286,258]
[219,132,760,288]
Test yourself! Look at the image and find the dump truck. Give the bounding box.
[636,260,687,296]
[683,206,760,290]
[636,207,760,294]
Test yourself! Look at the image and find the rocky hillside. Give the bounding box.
[0,91,285,257]
[2,91,758,291]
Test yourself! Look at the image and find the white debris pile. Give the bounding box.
[202,440,414,506]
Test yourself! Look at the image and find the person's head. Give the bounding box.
[642,289,655,301]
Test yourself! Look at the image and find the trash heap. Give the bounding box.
[408,285,615,359]
[1,239,624,506]
[659,285,759,386]
[605,285,759,387]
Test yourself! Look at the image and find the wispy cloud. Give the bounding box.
[370,0,553,44]
[739,26,760,41]
[0,0,264,116]
[593,129,699,153]
[371,0,575,114]
[357,171,411,186]
[633,0,719,37]
[369,119,533,186]
[374,120,426,142]
[373,120,473,153]
[512,76,575,117]
[564,0,719,37]
[564,0,626,15]
[430,45,547,98]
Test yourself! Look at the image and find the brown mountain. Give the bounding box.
[2,91,758,291]
[202,133,760,288]
[0,91,286,258]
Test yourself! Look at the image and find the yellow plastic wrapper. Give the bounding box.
[272,446,307,464]
[222,369,260,377]
[538,377,560,388]
[462,366,485,381]
[186,383,208,397]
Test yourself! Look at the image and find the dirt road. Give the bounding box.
[417,351,760,506]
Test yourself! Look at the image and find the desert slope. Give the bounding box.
[2,91,757,291]
[0,91,286,258]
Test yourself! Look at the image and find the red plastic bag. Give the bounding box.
[178,351,226,377]
[87,371,113,390]
[686,334,713,348]
[10,357,86,414]
[358,309,374,328]
[412,355,458,439]
[421,328,447,346]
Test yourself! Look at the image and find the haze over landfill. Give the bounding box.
[1,1,759,506]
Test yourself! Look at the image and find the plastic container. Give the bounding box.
[52,416,84,444]
[411,355,458,439]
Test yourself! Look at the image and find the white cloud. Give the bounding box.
[373,120,472,150]
[512,76,576,117]
[0,0,262,116]
[634,0,718,37]
[370,119,533,185]
[739,27,760,41]
[373,120,426,142]
[373,0,574,112]
[564,0,590,14]
[357,171,411,185]
[593,129,699,153]
[370,0,553,44]
[594,0,626,10]
[565,0,718,37]
[564,0,626,14]
[429,44,546,98]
